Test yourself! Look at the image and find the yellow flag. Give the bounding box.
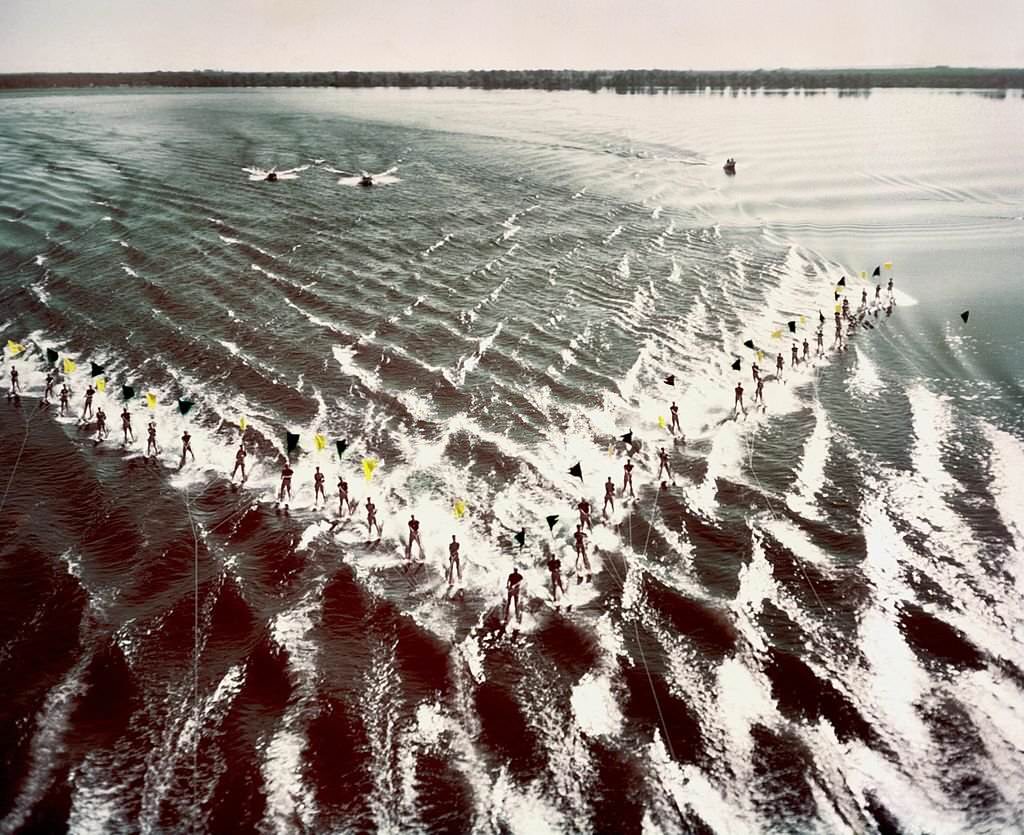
[362,458,378,481]
[658,415,666,429]
[607,444,613,457]
[453,498,466,518]
[799,315,806,326]
[756,350,765,362]
[239,416,247,431]
[146,392,157,409]
[770,329,782,340]
[835,303,842,313]
[95,377,106,392]
[314,433,327,451]
[6,340,24,356]
[860,271,866,280]
[63,358,77,374]
[884,261,893,270]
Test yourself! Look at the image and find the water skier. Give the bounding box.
[578,497,593,530]
[775,352,784,377]
[842,297,850,320]
[43,372,54,403]
[887,276,894,299]
[754,376,765,408]
[406,513,424,560]
[279,463,294,502]
[670,401,681,435]
[752,363,760,383]
[146,420,159,457]
[816,327,824,356]
[82,384,95,420]
[802,338,810,362]
[504,566,524,625]
[7,365,20,398]
[875,283,881,302]
[365,498,383,540]
[861,288,868,306]
[313,466,326,506]
[231,444,247,480]
[447,535,463,586]
[734,381,746,416]
[622,457,635,497]
[59,385,70,416]
[603,476,615,518]
[548,554,567,602]
[337,476,354,515]
[95,408,108,442]
[657,446,672,482]
[180,430,195,466]
[121,407,134,443]
[573,524,592,583]
[791,342,799,367]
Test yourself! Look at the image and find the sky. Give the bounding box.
[1,0,1023,73]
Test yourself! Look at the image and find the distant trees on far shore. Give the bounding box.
[1,68,1023,93]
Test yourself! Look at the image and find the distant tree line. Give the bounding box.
[1,68,1023,92]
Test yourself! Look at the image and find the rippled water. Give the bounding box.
[1,87,1023,834]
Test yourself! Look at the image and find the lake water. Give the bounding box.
[1,87,1023,833]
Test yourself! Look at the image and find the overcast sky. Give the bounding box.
[2,0,1023,73]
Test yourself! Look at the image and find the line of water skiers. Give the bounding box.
[3,279,895,624]
[734,280,895,415]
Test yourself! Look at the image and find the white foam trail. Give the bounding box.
[848,345,882,398]
[120,265,138,278]
[570,673,623,737]
[651,206,663,219]
[218,339,241,356]
[422,233,452,257]
[603,225,623,245]
[285,297,344,334]
[260,593,321,834]
[333,344,380,392]
[31,282,50,304]
[618,254,630,279]
[1,657,90,834]
[667,255,682,283]
[786,404,830,520]
[218,234,240,245]
[34,254,46,266]
[981,422,1024,563]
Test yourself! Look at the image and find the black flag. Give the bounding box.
[819,311,825,325]
[178,399,194,415]
[336,439,348,457]
[46,348,59,364]
[514,528,526,550]
[620,430,633,445]
[90,362,105,377]
[122,385,135,400]
[546,514,559,532]
[960,310,970,323]
[287,432,300,453]
[663,374,675,386]
[787,321,796,333]
[731,358,741,371]
[835,292,840,301]
[568,462,583,481]
[872,265,881,277]
[743,339,755,350]
[837,276,846,287]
